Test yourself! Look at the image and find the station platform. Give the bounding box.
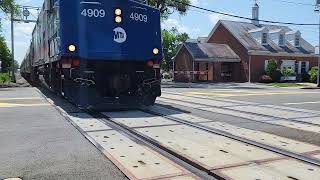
[0,87,126,180]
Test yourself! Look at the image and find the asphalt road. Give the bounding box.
[159,85,320,146]
[0,88,126,180]
[1,83,320,179]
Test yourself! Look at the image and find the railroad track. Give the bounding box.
[40,88,320,180]
[159,92,320,130]
[61,108,320,180]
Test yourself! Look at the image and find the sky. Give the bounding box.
[1,0,320,65]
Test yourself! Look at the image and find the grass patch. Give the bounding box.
[265,83,305,88]
[0,73,11,84]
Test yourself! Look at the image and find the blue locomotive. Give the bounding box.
[21,0,163,110]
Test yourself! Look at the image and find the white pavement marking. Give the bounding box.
[68,113,196,180]
[217,159,320,180]
[285,101,320,105]
[225,105,313,119]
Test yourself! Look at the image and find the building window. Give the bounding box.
[295,35,300,47]
[221,63,232,77]
[262,33,268,44]
[301,61,306,73]
[279,34,285,46]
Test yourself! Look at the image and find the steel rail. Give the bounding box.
[140,107,320,167]
[36,88,217,179]
[163,91,320,116]
[160,95,320,127]
[88,111,220,180]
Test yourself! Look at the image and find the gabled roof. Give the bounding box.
[182,42,240,62]
[207,20,315,56]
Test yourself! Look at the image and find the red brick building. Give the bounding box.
[174,3,318,82]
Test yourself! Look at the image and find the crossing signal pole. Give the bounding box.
[10,5,39,82]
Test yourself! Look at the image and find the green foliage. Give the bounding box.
[309,66,319,83]
[162,27,189,71]
[281,68,296,77]
[0,0,20,15]
[266,60,277,76]
[0,72,10,84]
[147,0,190,19]
[0,35,12,73]
[265,60,282,82]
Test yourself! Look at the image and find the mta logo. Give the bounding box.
[113,27,127,43]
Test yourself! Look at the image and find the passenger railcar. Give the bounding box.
[21,0,163,110]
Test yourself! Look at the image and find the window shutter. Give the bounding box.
[264,60,269,71]
[306,61,310,72]
[298,61,302,74]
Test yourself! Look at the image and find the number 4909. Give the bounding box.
[81,9,105,18]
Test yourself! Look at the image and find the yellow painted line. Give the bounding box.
[0,97,41,101]
[0,103,50,108]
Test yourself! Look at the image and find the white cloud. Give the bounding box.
[162,18,200,35]
[208,14,242,25]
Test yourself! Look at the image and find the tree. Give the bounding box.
[162,27,189,71]
[265,60,282,82]
[147,0,190,19]
[0,0,19,15]
[0,0,20,32]
[309,66,319,83]
[0,35,12,73]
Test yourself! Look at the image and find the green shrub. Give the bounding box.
[0,73,10,84]
[309,66,319,83]
[265,60,282,82]
[266,60,277,76]
[282,68,296,77]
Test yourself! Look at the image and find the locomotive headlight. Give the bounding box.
[115,8,122,15]
[115,16,122,23]
[153,48,159,55]
[68,44,76,52]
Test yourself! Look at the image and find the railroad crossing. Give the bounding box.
[1,85,320,179]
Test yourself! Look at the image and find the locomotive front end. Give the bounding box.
[59,0,163,109]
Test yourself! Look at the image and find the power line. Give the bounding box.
[173,0,319,26]
[267,0,315,7]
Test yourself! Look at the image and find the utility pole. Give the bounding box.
[10,7,15,82]
[9,5,39,82]
[316,1,320,87]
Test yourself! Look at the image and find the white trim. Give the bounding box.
[248,51,319,58]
